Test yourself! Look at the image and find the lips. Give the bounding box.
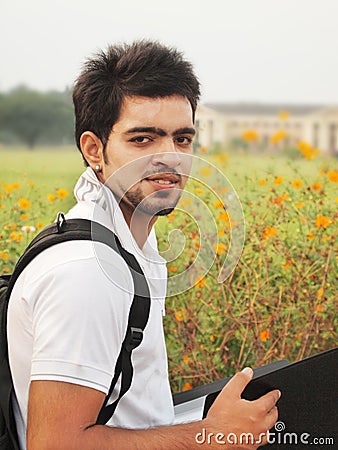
[144,173,181,189]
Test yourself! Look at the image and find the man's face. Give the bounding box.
[101,95,195,222]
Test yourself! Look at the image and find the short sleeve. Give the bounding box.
[29,251,134,394]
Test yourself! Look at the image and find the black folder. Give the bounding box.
[201,347,337,448]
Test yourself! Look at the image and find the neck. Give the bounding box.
[120,205,157,249]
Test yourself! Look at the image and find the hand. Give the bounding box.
[204,367,280,449]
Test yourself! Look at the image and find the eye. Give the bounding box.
[130,136,153,144]
[175,136,193,145]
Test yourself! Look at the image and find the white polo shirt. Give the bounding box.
[7,168,174,449]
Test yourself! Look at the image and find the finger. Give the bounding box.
[222,367,253,399]
[263,405,279,431]
[252,389,281,414]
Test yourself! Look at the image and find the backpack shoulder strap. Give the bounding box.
[4,213,151,426]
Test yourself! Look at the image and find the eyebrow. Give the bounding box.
[124,126,196,137]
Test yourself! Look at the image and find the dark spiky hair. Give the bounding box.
[72,40,200,165]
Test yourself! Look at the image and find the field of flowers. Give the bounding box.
[1,146,337,393]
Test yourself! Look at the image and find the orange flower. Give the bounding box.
[182,382,192,391]
[260,329,271,342]
[315,215,330,229]
[0,251,8,261]
[273,176,283,185]
[183,355,190,364]
[291,179,302,189]
[19,214,30,221]
[214,199,224,209]
[311,182,322,191]
[200,146,207,153]
[258,179,267,186]
[167,266,177,272]
[262,226,278,239]
[195,276,206,288]
[9,232,22,243]
[328,170,338,182]
[242,129,259,142]
[174,309,186,322]
[36,222,44,229]
[271,193,288,205]
[56,188,69,199]
[18,198,31,211]
[307,231,315,240]
[297,141,319,160]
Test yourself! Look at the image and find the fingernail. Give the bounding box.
[241,367,253,376]
[277,390,281,399]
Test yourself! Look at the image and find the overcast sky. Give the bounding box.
[1,0,337,105]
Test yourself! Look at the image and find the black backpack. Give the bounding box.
[0,214,151,450]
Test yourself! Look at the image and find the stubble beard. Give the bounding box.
[123,186,181,217]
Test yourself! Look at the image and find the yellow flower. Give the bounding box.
[9,232,22,243]
[273,176,283,185]
[27,182,35,188]
[311,182,322,191]
[295,202,305,209]
[194,188,203,194]
[47,194,56,202]
[56,188,69,199]
[258,179,267,186]
[20,214,30,221]
[315,215,330,229]
[214,242,227,255]
[36,222,44,229]
[199,166,212,177]
[18,198,31,211]
[291,179,302,189]
[270,130,287,144]
[278,110,290,120]
[242,129,259,142]
[317,287,324,301]
[262,226,278,239]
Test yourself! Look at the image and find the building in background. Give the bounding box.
[195,103,338,156]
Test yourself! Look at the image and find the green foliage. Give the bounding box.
[0,86,74,147]
[0,148,337,394]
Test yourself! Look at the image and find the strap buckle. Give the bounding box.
[56,212,66,233]
[126,327,143,352]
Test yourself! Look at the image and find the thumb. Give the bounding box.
[222,367,253,399]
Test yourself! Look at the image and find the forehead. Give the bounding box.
[113,95,194,132]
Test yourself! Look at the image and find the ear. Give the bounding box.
[80,131,104,168]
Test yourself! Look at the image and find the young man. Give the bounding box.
[7,40,280,449]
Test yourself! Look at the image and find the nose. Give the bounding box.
[150,143,182,169]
